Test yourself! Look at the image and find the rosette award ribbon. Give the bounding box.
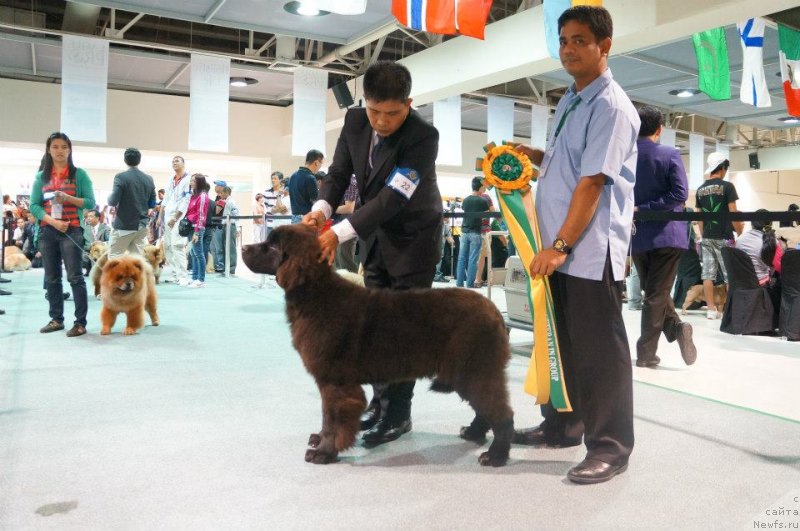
[476,142,571,412]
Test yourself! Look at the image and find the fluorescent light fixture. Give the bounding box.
[669,88,701,98]
[230,77,258,87]
[779,116,800,124]
[283,1,329,16]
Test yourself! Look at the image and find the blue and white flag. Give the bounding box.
[544,0,571,59]
[737,18,772,108]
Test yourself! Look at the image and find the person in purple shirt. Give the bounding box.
[631,106,697,369]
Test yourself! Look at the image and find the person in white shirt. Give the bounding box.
[160,155,191,284]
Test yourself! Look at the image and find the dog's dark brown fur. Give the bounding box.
[242,224,514,466]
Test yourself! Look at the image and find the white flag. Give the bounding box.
[189,54,230,152]
[61,36,109,143]
[737,18,772,108]
[313,1,367,15]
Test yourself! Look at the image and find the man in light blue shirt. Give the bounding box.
[514,5,638,485]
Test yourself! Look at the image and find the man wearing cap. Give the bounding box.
[696,152,744,319]
[161,155,191,284]
[631,107,696,369]
[107,148,156,258]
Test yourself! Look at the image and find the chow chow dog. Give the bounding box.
[99,255,159,335]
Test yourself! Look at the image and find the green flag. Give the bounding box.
[692,28,731,100]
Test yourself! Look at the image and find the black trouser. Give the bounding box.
[539,254,634,466]
[362,239,436,422]
[633,247,684,361]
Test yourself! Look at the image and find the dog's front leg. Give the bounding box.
[305,384,340,464]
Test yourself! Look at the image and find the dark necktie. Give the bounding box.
[370,135,385,168]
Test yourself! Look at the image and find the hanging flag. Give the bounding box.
[779,23,800,117]
[544,0,603,60]
[692,28,731,101]
[313,0,366,15]
[737,18,771,108]
[392,0,494,40]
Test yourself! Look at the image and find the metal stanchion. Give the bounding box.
[223,215,231,278]
[485,230,509,300]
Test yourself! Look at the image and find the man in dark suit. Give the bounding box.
[107,148,156,258]
[303,61,442,447]
[631,106,696,368]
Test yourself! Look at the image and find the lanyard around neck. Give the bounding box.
[552,96,582,141]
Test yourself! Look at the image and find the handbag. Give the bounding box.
[178,217,194,237]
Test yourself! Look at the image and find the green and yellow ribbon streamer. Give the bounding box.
[476,142,572,412]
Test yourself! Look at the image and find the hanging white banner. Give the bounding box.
[189,53,230,152]
[530,104,549,150]
[487,96,515,145]
[434,96,462,166]
[292,67,328,156]
[61,35,109,143]
[660,128,677,148]
[689,133,705,189]
[716,141,731,160]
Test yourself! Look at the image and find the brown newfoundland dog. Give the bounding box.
[242,224,514,467]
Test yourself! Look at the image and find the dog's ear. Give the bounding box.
[103,258,120,272]
[275,225,322,290]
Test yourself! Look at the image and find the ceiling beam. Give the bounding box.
[203,0,227,24]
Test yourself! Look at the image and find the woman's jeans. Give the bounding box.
[456,232,482,287]
[190,228,207,282]
[39,225,88,326]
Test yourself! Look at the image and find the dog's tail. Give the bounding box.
[429,378,454,394]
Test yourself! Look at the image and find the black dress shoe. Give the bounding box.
[512,427,581,448]
[567,458,628,484]
[362,418,412,447]
[360,406,381,431]
[635,355,660,368]
[673,322,697,365]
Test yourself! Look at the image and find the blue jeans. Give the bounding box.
[456,232,482,287]
[190,229,207,282]
[39,225,88,326]
[627,262,642,310]
[291,214,303,224]
[210,226,224,271]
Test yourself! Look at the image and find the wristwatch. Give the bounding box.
[552,238,572,255]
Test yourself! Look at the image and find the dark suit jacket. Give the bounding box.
[631,137,689,255]
[320,108,442,276]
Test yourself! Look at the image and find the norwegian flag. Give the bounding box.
[392,0,494,40]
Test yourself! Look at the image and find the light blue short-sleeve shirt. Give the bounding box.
[536,69,640,281]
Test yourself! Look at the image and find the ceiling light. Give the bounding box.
[283,1,329,17]
[779,116,800,124]
[668,88,701,98]
[230,77,258,87]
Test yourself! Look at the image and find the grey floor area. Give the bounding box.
[1,269,799,530]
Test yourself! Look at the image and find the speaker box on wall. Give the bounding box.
[332,82,354,109]
[749,152,760,169]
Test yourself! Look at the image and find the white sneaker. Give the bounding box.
[178,278,190,287]
[188,280,205,288]
[706,309,720,320]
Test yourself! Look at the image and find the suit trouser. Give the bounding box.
[362,239,436,422]
[162,221,188,281]
[632,247,684,361]
[108,227,148,259]
[539,254,634,466]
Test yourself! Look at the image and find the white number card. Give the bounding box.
[385,167,419,200]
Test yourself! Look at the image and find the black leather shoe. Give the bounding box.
[359,405,381,431]
[362,418,412,447]
[673,322,697,365]
[635,356,660,368]
[512,427,581,448]
[567,458,628,484]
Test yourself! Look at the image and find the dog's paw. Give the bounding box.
[304,448,338,464]
[680,309,688,315]
[308,433,321,448]
[123,327,137,336]
[478,450,508,467]
[100,328,111,336]
[459,425,487,444]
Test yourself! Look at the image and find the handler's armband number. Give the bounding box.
[386,167,419,200]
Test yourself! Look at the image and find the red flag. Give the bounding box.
[392,0,493,40]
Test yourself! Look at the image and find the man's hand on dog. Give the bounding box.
[318,230,339,265]
[302,211,326,230]
[529,248,567,277]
